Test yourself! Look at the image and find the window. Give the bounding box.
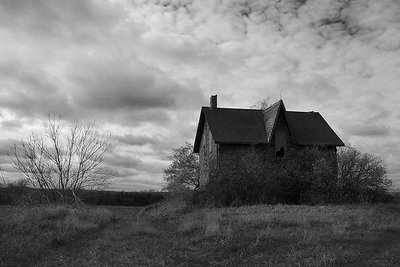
[275,129,286,159]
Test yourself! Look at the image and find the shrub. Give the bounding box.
[336,146,391,202]
[200,146,392,206]
[202,149,281,206]
[0,179,38,205]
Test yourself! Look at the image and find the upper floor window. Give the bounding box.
[275,129,286,159]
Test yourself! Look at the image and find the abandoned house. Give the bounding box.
[193,95,345,186]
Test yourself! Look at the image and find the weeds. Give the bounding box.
[144,197,191,220]
[173,203,400,265]
[0,205,114,266]
[3,202,400,266]
[128,220,159,237]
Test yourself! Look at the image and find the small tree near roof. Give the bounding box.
[163,142,200,191]
[250,97,271,110]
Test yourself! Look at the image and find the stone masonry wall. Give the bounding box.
[199,121,218,187]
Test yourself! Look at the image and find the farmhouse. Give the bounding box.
[193,95,344,186]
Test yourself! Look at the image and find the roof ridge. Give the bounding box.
[264,99,283,112]
[287,110,321,114]
[201,106,263,111]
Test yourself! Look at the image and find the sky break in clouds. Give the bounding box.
[0,0,400,190]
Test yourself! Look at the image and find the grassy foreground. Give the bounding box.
[1,201,400,266]
[0,205,114,266]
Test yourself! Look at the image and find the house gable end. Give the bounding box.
[264,100,296,144]
[193,108,206,153]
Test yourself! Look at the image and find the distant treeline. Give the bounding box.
[80,190,167,206]
[0,186,167,206]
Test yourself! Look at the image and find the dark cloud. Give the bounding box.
[115,134,157,146]
[113,126,197,159]
[106,150,167,174]
[0,162,18,173]
[0,0,125,42]
[69,60,177,111]
[105,153,143,169]
[0,56,206,126]
[0,139,19,156]
[298,75,339,101]
[0,61,69,117]
[1,120,22,129]
[0,0,208,126]
[368,105,392,121]
[109,167,140,179]
[344,124,390,137]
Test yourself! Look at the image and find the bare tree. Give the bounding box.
[251,97,271,110]
[9,116,112,203]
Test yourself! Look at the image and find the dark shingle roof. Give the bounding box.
[193,100,344,153]
[197,107,267,146]
[286,111,344,146]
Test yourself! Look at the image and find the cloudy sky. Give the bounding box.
[0,0,399,191]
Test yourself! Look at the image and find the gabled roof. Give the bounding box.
[263,100,295,143]
[286,111,344,146]
[193,107,267,152]
[193,100,344,153]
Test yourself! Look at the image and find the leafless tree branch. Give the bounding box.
[8,116,112,204]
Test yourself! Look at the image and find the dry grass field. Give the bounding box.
[1,200,400,266]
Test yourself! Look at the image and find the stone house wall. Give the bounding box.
[216,143,338,179]
[199,121,218,186]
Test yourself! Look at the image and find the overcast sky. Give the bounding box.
[0,0,399,191]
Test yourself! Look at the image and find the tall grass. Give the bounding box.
[0,205,114,266]
[144,197,190,220]
[179,204,400,238]
[174,203,400,265]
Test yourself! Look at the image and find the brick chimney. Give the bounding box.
[210,95,217,109]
